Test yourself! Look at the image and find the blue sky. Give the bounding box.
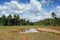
[0,0,60,5]
[0,0,60,11]
[0,0,60,22]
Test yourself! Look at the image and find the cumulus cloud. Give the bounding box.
[40,0,54,6]
[0,0,59,22]
[0,1,26,16]
[53,6,60,17]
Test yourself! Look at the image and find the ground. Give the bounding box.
[0,26,60,40]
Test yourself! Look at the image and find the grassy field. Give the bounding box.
[0,25,60,31]
[0,26,60,40]
[20,32,60,40]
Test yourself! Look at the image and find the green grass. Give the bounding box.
[0,25,60,30]
[20,32,60,40]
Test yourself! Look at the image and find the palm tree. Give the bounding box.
[51,12,58,26]
[51,12,56,18]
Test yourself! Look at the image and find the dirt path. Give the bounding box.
[37,28,60,35]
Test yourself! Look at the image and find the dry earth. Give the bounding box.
[0,27,60,40]
[37,28,60,35]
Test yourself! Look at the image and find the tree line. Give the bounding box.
[35,12,60,26]
[0,12,60,26]
[0,14,34,26]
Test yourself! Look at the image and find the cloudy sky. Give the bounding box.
[0,0,60,22]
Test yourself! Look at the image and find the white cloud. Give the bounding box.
[0,1,26,15]
[53,6,60,17]
[41,0,54,6]
[0,0,58,22]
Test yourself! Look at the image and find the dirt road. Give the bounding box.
[37,28,60,35]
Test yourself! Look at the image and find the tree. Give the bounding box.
[51,12,56,18]
[51,12,57,26]
[2,15,6,20]
[7,14,12,20]
[20,19,26,25]
[16,15,20,25]
[7,14,12,26]
[13,14,20,25]
[13,14,17,25]
[2,15,7,25]
[58,17,60,25]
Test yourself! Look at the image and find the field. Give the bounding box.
[0,26,60,40]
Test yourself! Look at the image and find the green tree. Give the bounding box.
[13,14,17,25]
[16,15,20,25]
[51,12,56,18]
[2,15,6,25]
[2,15,6,20]
[58,17,60,25]
[7,14,12,26]
[13,14,20,25]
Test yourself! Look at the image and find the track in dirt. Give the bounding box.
[37,28,60,35]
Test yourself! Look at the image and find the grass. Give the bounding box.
[0,26,60,40]
[0,25,60,30]
[20,32,60,40]
[13,32,19,40]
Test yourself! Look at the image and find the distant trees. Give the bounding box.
[35,12,60,26]
[0,12,60,26]
[51,12,60,26]
[0,14,34,26]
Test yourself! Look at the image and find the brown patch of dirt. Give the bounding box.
[0,30,14,40]
[19,34,29,40]
[37,28,60,35]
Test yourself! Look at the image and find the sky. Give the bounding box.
[0,0,60,22]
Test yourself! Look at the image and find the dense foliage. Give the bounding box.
[0,14,34,26]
